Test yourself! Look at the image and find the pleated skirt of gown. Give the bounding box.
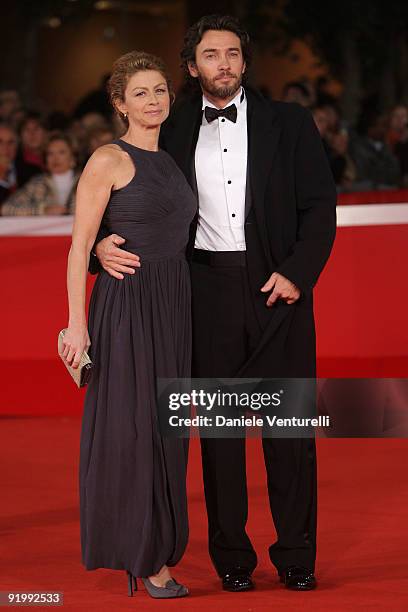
[79,255,190,577]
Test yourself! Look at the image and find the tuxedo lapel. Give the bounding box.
[161,94,202,257]
[246,89,281,264]
[165,94,202,195]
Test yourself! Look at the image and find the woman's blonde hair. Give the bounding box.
[108,51,175,123]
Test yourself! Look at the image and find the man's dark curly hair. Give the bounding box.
[180,14,252,90]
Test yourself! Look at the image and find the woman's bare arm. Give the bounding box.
[63,146,121,368]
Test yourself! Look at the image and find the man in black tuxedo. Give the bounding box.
[91,15,336,593]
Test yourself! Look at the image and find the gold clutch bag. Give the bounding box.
[58,329,93,388]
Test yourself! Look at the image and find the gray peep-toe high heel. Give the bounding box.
[126,571,189,598]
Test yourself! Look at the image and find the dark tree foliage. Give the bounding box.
[279,0,408,83]
[246,0,408,118]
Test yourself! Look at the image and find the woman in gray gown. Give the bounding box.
[61,51,196,599]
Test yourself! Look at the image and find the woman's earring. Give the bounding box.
[123,112,127,118]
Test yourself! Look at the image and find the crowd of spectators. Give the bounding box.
[0,82,118,216]
[1,77,408,216]
[281,79,408,193]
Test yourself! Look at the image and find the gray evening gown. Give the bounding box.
[79,138,197,577]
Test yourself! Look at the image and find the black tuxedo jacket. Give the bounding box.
[160,87,336,295]
[91,88,337,377]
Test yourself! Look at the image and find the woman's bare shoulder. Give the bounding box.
[81,144,127,180]
[89,143,125,165]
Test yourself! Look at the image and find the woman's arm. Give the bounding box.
[62,147,120,368]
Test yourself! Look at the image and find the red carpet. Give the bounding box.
[2,222,407,608]
[1,416,408,611]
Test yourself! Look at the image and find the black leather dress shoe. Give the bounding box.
[279,565,317,590]
[222,566,254,592]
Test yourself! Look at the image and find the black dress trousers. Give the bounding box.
[190,245,317,577]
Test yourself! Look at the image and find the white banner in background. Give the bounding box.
[1,204,408,236]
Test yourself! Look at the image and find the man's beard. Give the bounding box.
[197,70,242,100]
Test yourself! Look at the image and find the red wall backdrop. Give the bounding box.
[1,221,407,415]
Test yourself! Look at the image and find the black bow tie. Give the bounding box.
[204,104,237,124]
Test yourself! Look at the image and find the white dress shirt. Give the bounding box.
[194,87,248,251]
